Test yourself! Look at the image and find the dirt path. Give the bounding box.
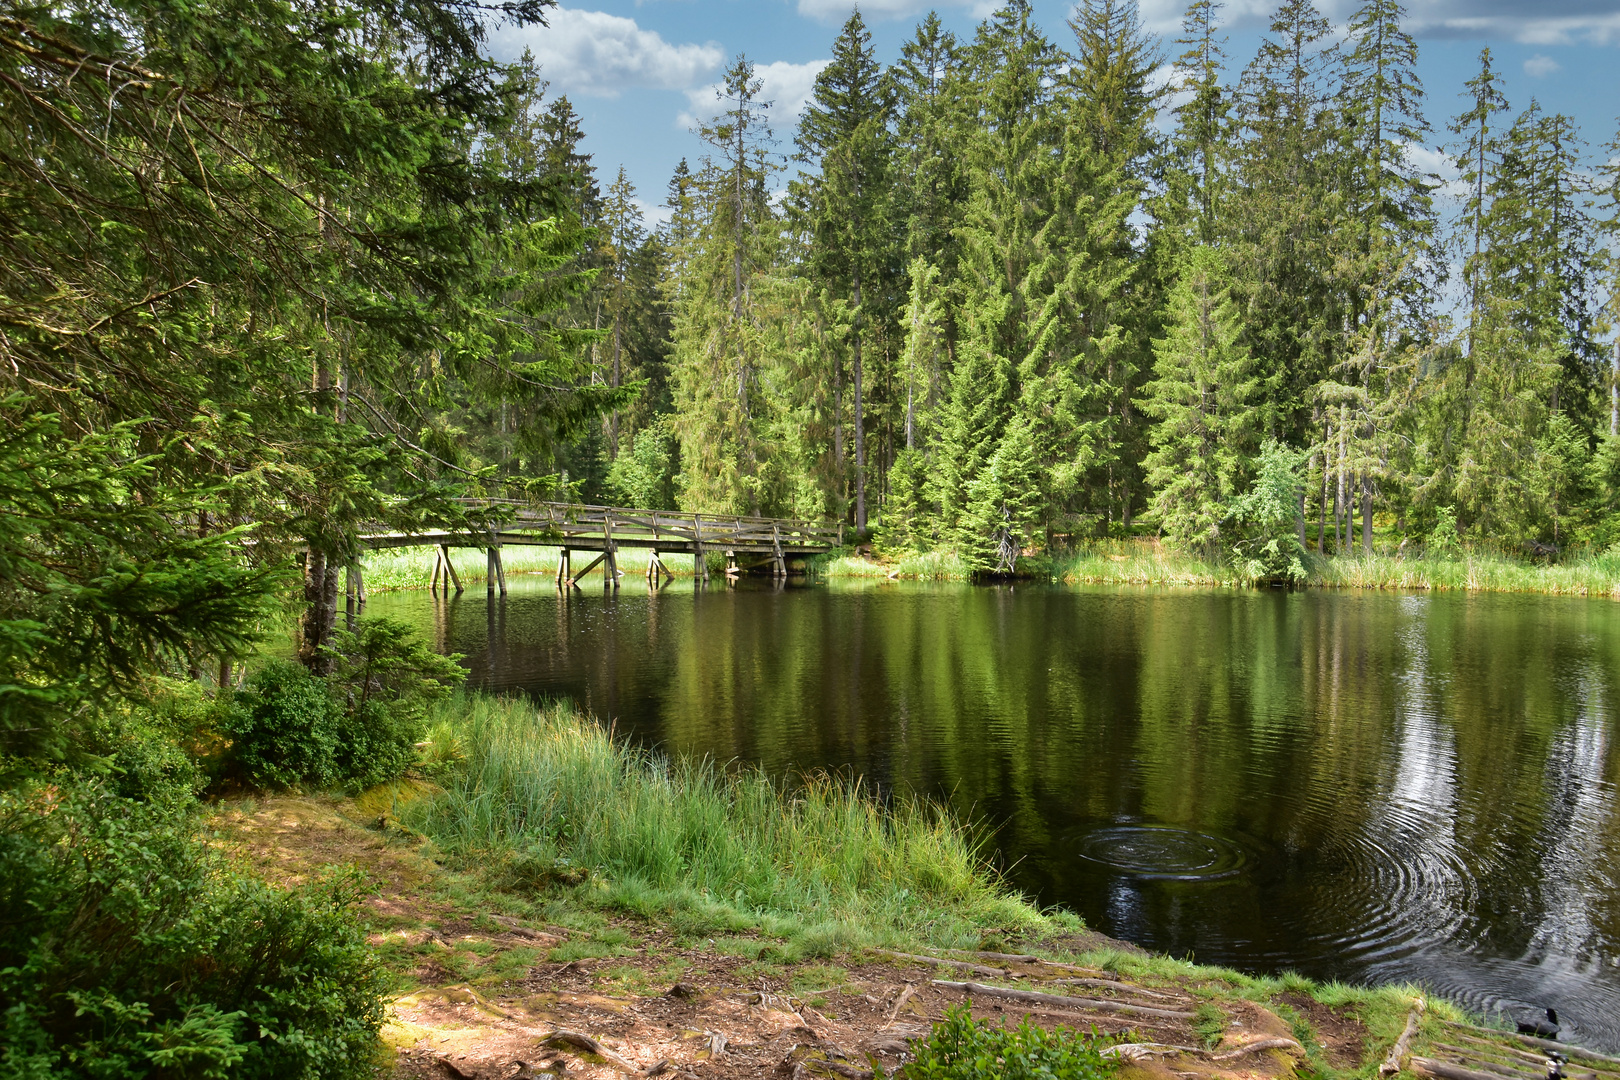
[212,795,1381,1080]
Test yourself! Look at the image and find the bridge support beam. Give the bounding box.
[486,547,507,596]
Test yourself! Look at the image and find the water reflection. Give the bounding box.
[367,579,1620,1049]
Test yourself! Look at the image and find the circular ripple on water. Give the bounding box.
[1076,825,1250,881]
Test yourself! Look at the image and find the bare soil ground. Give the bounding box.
[212,795,1379,1080]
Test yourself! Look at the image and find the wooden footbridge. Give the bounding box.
[351,500,843,598]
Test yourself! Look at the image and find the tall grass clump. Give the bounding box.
[823,550,972,581]
[1316,548,1620,597]
[403,695,1057,950]
[1052,539,1243,587]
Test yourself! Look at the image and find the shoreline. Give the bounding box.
[205,692,1620,1075]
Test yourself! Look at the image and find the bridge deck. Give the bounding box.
[354,500,843,592]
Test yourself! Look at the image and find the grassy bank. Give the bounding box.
[1315,549,1620,597]
[833,540,1620,597]
[397,694,1061,955]
[823,549,974,581]
[362,544,682,592]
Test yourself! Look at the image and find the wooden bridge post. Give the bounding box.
[438,544,464,595]
[772,524,786,579]
[486,544,507,596]
[430,547,443,596]
[556,548,569,590]
[345,559,362,629]
[604,514,620,589]
[692,516,708,583]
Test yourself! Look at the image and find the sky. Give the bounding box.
[481,0,1620,226]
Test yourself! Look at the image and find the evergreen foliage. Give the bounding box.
[1142,247,1258,548]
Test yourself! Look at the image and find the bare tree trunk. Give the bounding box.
[300,549,338,672]
[853,312,866,532]
[1361,473,1373,555]
[1336,414,1347,555]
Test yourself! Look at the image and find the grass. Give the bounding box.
[838,537,1620,598]
[397,693,1065,956]
[1316,549,1620,597]
[1052,540,1244,587]
[823,549,974,581]
[360,544,694,592]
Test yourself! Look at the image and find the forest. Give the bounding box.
[2,0,1619,1073]
[519,1,1620,577]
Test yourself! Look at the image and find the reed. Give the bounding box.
[401,694,1059,951]
[1051,540,1241,588]
[1316,551,1620,597]
[823,550,974,581]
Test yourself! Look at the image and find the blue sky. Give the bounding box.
[483,1,1620,225]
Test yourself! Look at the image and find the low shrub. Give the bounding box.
[907,1006,1116,1080]
[226,660,339,788]
[225,617,464,791]
[0,784,386,1079]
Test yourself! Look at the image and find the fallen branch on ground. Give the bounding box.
[1381,997,1427,1076]
[931,980,1195,1020]
[541,1030,663,1076]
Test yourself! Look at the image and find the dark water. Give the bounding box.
[369,579,1620,1049]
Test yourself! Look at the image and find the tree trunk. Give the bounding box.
[853,312,866,533]
[1361,473,1373,555]
[300,548,339,674]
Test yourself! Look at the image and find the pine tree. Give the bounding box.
[794,10,897,533]
[599,167,648,459]
[668,56,783,514]
[1141,246,1259,548]
[1165,0,1231,244]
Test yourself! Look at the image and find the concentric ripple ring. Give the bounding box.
[1077,825,1249,881]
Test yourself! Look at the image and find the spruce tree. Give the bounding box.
[1141,246,1259,548]
[599,167,648,459]
[1165,0,1231,245]
[794,10,897,533]
[668,57,781,514]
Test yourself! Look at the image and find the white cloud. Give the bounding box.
[795,0,975,23]
[1404,143,1465,199]
[1141,0,1620,45]
[488,7,722,98]
[680,59,832,132]
[1523,53,1563,77]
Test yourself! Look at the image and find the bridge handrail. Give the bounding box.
[352,499,844,549]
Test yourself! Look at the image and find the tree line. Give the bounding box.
[528,0,1620,574]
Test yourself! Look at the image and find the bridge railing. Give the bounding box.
[445,499,844,550]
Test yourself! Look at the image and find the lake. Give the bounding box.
[368,577,1620,1049]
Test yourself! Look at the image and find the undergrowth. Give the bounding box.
[397,694,1064,954]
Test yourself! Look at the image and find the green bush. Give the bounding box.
[1231,440,1310,583]
[226,660,339,789]
[908,1006,1116,1080]
[324,618,465,791]
[0,784,386,1079]
[226,618,464,791]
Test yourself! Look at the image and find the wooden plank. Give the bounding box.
[1413,1058,1516,1080]
[569,550,607,585]
[929,980,1194,1020]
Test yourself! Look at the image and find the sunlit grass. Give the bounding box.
[398,694,1063,954]
[824,550,973,581]
[1317,550,1620,597]
[360,545,681,592]
[1051,539,1243,587]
